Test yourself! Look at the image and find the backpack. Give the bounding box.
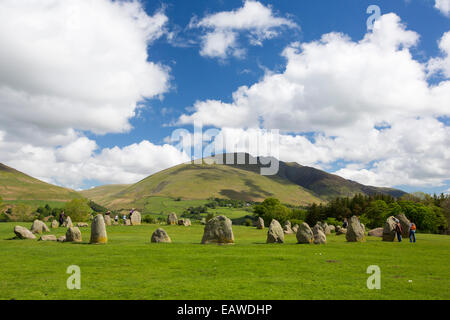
[410,223,416,231]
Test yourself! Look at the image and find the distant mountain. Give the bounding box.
[0,163,81,202]
[82,153,406,209]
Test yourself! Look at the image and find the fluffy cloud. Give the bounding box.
[179,13,450,188]
[435,0,450,17]
[191,0,298,59]
[0,138,190,189]
[428,31,450,78]
[0,0,170,144]
[0,0,180,188]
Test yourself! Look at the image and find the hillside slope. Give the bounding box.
[0,163,81,202]
[83,161,323,209]
[82,153,406,209]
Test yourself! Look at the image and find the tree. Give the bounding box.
[64,199,92,222]
[254,198,291,225]
[360,200,389,229]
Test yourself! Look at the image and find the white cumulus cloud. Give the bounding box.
[191,0,298,59]
[435,0,450,17]
[179,13,450,188]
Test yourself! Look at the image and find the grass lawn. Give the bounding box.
[0,221,449,300]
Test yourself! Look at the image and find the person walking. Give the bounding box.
[395,221,403,242]
[58,211,65,227]
[114,215,119,224]
[409,222,417,243]
[342,218,348,229]
[123,214,127,225]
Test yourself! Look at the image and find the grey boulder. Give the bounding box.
[201,215,235,244]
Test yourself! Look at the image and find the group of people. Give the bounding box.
[393,218,417,243]
[341,217,417,242]
[105,209,135,225]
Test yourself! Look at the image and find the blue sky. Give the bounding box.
[0,0,449,194]
[90,0,449,149]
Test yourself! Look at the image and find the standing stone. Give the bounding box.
[383,216,397,242]
[104,215,112,226]
[151,228,172,243]
[256,217,265,229]
[201,215,234,244]
[90,215,108,244]
[313,224,324,234]
[314,229,327,244]
[178,218,191,227]
[51,220,59,229]
[167,213,178,225]
[14,226,36,240]
[125,219,131,226]
[322,223,331,235]
[77,223,89,228]
[267,219,285,244]
[40,235,57,241]
[30,220,50,234]
[57,236,66,242]
[346,216,365,242]
[66,227,82,243]
[283,221,294,234]
[395,213,411,237]
[329,225,336,233]
[296,222,313,244]
[292,224,299,233]
[130,211,142,226]
[336,226,347,235]
[368,227,384,237]
[63,216,73,228]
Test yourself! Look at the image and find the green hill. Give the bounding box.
[82,160,323,209]
[82,153,405,210]
[0,163,81,203]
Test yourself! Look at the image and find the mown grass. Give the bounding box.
[0,222,449,300]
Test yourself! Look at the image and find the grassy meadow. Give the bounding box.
[0,221,449,300]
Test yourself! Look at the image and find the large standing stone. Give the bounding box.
[368,227,384,237]
[283,221,294,234]
[383,216,397,242]
[130,211,142,226]
[267,219,285,244]
[313,224,324,234]
[346,216,365,242]
[30,220,50,234]
[63,216,73,228]
[322,223,331,235]
[66,227,82,243]
[51,220,59,229]
[201,215,234,244]
[178,218,191,227]
[395,213,411,237]
[292,224,299,233]
[14,226,36,240]
[256,217,265,229]
[296,222,313,244]
[90,215,108,244]
[104,215,112,226]
[167,213,178,225]
[40,235,57,241]
[314,229,327,244]
[151,228,172,243]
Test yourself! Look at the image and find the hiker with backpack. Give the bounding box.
[409,222,417,243]
[395,221,403,242]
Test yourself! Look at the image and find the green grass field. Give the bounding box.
[0,222,449,300]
